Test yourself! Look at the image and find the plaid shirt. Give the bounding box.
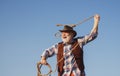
[41,32,97,76]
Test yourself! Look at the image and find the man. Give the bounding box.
[40,14,100,76]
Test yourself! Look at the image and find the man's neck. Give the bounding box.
[63,39,74,45]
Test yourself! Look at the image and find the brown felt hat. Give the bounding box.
[59,25,77,37]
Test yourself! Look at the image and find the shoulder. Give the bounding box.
[57,42,64,47]
[74,36,84,41]
[58,41,63,44]
[74,36,86,44]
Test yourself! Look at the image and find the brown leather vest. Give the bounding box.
[57,40,84,76]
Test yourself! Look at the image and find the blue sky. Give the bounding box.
[0,0,120,76]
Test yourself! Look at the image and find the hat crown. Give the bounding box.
[62,25,73,31]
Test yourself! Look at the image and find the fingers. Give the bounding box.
[94,14,100,22]
[95,14,100,17]
[94,14,100,19]
[39,56,47,65]
[40,59,47,65]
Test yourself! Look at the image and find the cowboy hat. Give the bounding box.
[59,25,77,37]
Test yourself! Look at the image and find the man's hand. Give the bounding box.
[94,14,100,23]
[40,57,47,65]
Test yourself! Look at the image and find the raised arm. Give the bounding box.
[90,14,100,34]
[78,14,100,45]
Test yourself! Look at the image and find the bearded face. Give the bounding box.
[61,32,74,44]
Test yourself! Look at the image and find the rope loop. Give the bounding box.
[37,62,52,76]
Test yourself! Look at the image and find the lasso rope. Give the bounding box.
[55,15,94,37]
[56,15,94,27]
[37,15,94,76]
[37,62,52,76]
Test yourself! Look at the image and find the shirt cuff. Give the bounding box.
[41,51,49,59]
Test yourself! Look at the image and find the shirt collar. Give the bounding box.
[63,39,75,45]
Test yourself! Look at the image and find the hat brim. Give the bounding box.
[59,30,77,37]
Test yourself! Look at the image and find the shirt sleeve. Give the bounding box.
[41,43,58,59]
[78,32,98,46]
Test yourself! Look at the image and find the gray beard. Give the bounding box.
[62,35,72,44]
